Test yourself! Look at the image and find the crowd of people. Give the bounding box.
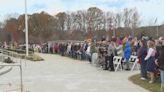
[47,36,139,71]
[1,35,164,90]
[43,36,164,90]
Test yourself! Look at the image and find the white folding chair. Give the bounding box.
[130,55,139,71]
[91,53,98,65]
[113,56,123,72]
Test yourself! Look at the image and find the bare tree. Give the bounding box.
[131,8,140,36]
[80,10,88,32]
[106,11,115,31]
[56,12,67,31]
[0,22,4,29]
[131,8,140,28]
[123,8,133,28]
[65,12,72,31]
[4,18,19,42]
[115,12,122,28]
[71,11,82,31]
[87,7,104,31]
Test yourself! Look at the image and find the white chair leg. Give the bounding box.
[131,62,136,71]
[115,64,119,72]
[120,63,123,71]
[120,65,122,71]
[137,64,140,70]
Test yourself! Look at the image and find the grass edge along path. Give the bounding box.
[129,74,161,92]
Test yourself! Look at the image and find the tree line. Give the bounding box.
[0,7,140,43]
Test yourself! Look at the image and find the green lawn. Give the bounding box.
[129,74,161,92]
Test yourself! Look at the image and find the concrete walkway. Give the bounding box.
[0,53,149,92]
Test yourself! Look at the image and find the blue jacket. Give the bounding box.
[124,42,132,61]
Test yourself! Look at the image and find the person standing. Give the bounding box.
[156,40,164,91]
[124,40,132,70]
[116,42,123,57]
[115,41,124,69]
[84,41,88,60]
[86,43,91,63]
[145,41,156,83]
[67,43,72,56]
[138,40,148,80]
[106,41,115,71]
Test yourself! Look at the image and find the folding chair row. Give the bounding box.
[113,56,123,72]
[129,55,140,71]
[113,55,139,72]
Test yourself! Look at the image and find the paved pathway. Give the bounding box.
[0,53,149,92]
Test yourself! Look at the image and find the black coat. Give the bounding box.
[138,46,147,61]
[156,45,163,59]
[158,46,164,70]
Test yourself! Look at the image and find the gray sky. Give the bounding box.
[0,0,164,26]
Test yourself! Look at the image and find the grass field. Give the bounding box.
[129,74,161,92]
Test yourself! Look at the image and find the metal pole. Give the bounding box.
[25,0,29,56]
[157,25,159,37]
[20,64,23,92]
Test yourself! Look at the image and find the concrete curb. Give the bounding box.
[0,67,12,76]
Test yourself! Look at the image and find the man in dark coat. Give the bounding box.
[138,40,147,80]
[156,40,164,91]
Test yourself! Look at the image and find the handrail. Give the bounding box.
[0,48,24,59]
[0,48,24,92]
[0,64,21,66]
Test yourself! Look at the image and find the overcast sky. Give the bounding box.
[0,0,164,26]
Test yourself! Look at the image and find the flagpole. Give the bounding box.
[157,25,159,37]
[25,0,29,56]
[157,19,159,37]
